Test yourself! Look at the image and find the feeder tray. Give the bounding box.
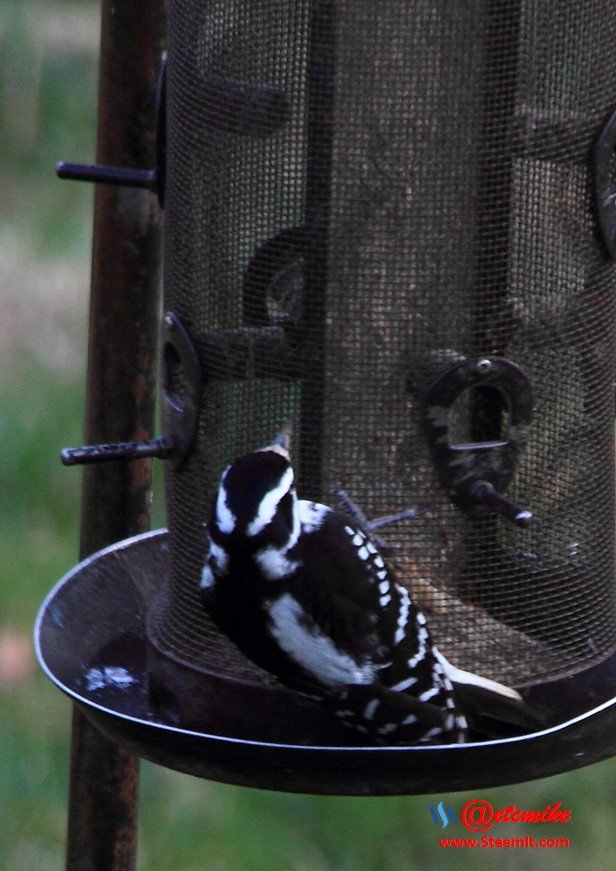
[35,529,616,795]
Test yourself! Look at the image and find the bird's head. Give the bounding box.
[208,423,299,555]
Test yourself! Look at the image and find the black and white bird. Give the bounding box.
[200,427,538,744]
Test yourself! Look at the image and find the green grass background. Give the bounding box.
[1,3,614,868]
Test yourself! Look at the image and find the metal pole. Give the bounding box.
[299,0,336,501]
[65,2,166,869]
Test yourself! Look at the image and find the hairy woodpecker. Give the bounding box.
[200,428,538,744]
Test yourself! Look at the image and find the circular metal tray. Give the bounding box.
[34,530,616,795]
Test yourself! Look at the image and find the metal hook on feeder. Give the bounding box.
[423,355,534,527]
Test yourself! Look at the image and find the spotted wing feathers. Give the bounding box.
[282,507,466,743]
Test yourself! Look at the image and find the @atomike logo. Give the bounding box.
[429,801,456,828]
[429,799,572,832]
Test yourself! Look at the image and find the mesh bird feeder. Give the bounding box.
[38,0,615,797]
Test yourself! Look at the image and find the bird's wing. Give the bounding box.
[291,506,416,659]
[288,507,450,706]
[289,506,540,741]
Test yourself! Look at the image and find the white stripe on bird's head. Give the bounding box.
[215,465,235,533]
[247,465,295,537]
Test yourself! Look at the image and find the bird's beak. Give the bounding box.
[268,421,292,458]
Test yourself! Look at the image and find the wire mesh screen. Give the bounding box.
[149,0,616,699]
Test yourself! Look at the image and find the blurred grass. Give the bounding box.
[0,0,98,258]
[1,2,615,870]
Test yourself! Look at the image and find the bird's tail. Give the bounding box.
[435,653,542,739]
[323,682,461,745]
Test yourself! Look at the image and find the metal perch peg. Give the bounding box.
[56,161,157,190]
[468,480,533,527]
[61,436,177,466]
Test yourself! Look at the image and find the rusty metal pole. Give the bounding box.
[65,3,166,869]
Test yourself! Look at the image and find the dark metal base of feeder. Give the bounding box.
[146,625,368,744]
[35,530,616,795]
